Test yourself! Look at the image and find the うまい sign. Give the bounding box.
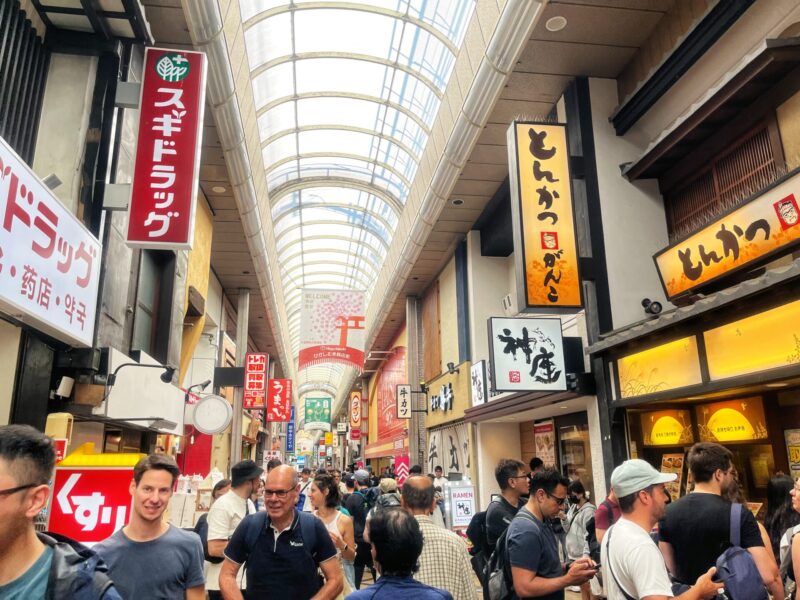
[127,48,207,249]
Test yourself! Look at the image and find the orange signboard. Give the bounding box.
[654,171,800,300]
[508,122,582,310]
[640,410,694,447]
[696,397,768,443]
[617,336,703,399]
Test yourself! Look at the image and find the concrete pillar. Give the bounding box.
[406,296,425,467]
[231,289,249,465]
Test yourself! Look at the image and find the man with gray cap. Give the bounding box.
[345,468,377,588]
[205,459,262,599]
[600,459,722,600]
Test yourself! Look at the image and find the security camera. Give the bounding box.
[447,362,459,375]
[642,298,663,316]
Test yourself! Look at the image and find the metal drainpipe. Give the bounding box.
[180,0,294,387]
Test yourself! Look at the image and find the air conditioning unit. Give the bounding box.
[501,293,515,316]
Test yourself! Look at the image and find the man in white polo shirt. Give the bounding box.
[600,459,722,600]
[205,460,261,600]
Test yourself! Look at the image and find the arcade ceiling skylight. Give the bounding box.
[240,0,474,396]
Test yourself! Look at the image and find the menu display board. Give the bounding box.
[660,453,685,502]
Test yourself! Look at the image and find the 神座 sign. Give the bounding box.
[488,317,566,392]
[298,289,365,372]
[0,136,101,347]
[127,48,207,249]
[654,170,800,300]
[508,122,582,310]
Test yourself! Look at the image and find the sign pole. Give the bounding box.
[231,289,249,465]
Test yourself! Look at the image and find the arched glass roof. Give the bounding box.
[240,0,474,397]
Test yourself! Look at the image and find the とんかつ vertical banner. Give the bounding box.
[507,122,582,311]
[127,48,207,249]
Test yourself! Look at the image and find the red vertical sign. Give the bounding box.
[243,353,268,409]
[127,48,207,248]
[349,391,361,440]
[267,378,292,422]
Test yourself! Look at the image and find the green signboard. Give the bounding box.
[304,397,331,431]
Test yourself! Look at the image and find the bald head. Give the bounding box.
[266,464,298,488]
[401,475,435,513]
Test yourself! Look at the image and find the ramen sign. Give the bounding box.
[654,171,800,300]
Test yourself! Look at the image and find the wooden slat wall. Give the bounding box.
[666,123,778,241]
[421,281,441,383]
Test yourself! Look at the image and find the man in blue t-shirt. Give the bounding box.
[348,507,452,600]
[220,465,342,599]
[94,454,205,599]
[507,468,597,599]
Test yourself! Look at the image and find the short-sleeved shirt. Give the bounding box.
[205,490,255,590]
[347,576,453,600]
[486,496,524,548]
[600,518,673,600]
[94,525,204,599]
[0,545,52,599]
[658,493,763,584]
[225,511,337,599]
[506,507,564,600]
[593,498,620,532]
[345,490,369,541]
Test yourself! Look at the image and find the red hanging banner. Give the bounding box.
[243,353,268,410]
[267,378,292,422]
[127,48,207,248]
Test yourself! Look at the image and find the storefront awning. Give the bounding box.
[588,257,800,356]
[464,389,583,424]
[624,38,800,181]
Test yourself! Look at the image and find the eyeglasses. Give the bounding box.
[0,483,37,498]
[263,488,294,499]
[546,491,567,506]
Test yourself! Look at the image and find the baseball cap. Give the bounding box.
[354,469,370,484]
[610,459,676,498]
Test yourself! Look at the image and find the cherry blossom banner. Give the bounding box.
[298,289,365,372]
[127,48,207,249]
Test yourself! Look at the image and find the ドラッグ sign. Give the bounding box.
[127,48,207,249]
[0,136,101,347]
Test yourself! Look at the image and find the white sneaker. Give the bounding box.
[567,586,580,592]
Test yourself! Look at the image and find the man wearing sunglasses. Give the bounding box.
[220,464,342,599]
[0,424,121,599]
[507,467,597,599]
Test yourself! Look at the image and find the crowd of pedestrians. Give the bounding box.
[6,422,800,600]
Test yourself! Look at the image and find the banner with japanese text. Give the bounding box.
[349,391,362,440]
[286,407,295,453]
[304,396,331,431]
[243,353,268,409]
[508,122,582,310]
[0,136,101,346]
[266,378,292,421]
[655,170,800,300]
[298,289,365,372]
[127,48,207,248]
[426,422,472,481]
[377,346,407,442]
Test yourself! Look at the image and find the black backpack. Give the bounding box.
[466,503,496,587]
[194,513,224,564]
[585,499,615,563]
[485,510,538,600]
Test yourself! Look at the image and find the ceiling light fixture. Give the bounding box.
[452,198,464,206]
[211,185,227,193]
[766,382,788,388]
[545,16,567,32]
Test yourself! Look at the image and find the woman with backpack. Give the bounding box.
[309,472,357,595]
[562,480,596,600]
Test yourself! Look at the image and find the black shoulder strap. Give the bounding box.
[606,525,637,600]
[730,503,742,548]
[244,512,268,555]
